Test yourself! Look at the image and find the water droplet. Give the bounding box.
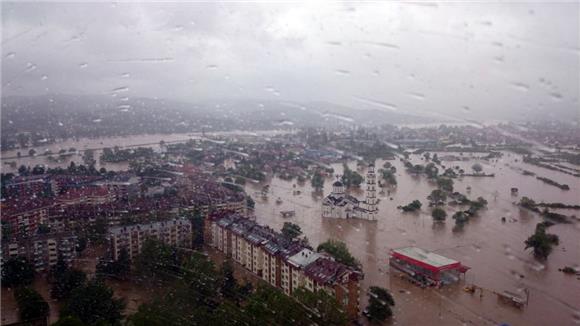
[121,72,130,78]
[25,63,37,72]
[408,92,425,100]
[41,75,48,80]
[206,64,218,69]
[550,92,563,101]
[335,69,350,75]
[112,86,129,93]
[511,82,530,92]
[6,52,15,59]
[353,96,398,111]
[79,62,88,68]
[327,41,342,46]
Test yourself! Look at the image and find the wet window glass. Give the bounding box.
[1,2,578,326]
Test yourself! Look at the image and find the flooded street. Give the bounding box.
[246,154,580,325]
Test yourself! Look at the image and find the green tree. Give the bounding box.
[246,284,310,325]
[519,196,537,209]
[14,287,49,322]
[472,163,483,174]
[98,248,131,279]
[1,257,35,288]
[281,222,302,240]
[293,287,348,326]
[365,286,395,323]
[341,163,364,188]
[431,208,447,221]
[317,239,359,268]
[453,211,469,226]
[427,189,447,204]
[135,239,181,279]
[52,316,87,326]
[311,172,324,191]
[220,259,237,300]
[381,166,397,185]
[51,255,86,300]
[442,168,457,178]
[437,177,454,192]
[425,163,439,178]
[51,268,87,300]
[525,223,560,260]
[61,280,125,326]
[401,200,422,212]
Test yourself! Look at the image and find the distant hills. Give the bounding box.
[1,94,433,149]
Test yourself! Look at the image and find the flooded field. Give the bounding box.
[245,153,580,325]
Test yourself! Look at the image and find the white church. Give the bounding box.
[321,163,378,220]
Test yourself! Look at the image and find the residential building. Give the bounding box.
[1,233,77,272]
[208,214,363,319]
[107,218,192,261]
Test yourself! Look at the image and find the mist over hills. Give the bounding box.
[1,94,432,148]
[3,93,575,151]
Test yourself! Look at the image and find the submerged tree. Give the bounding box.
[431,208,447,221]
[365,286,395,323]
[437,177,454,192]
[400,200,422,212]
[471,163,483,174]
[525,223,560,260]
[427,189,447,204]
[311,171,325,191]
[60,280,125,326]
[281,222,302,240]
[51,255,87,300]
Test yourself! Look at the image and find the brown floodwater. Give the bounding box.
[245,153,580,325]
[0,130,291,174]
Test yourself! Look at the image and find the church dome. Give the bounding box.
[333,180,344,187]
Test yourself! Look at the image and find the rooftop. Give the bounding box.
[287,248,322,268]
[391,247,458,268]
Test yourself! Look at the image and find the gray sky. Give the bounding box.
[2,2,579,121]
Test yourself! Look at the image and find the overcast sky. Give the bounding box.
[2,2,579,121]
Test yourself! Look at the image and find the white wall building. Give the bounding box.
[321,163,378,220]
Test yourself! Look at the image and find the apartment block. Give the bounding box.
[207,213,362,319]
[108,218,192,261]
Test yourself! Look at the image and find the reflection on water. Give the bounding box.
[246,155,580,325]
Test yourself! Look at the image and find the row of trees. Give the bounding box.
[341,163,364,188]
[2,254,125,326]
[127,239,352,325]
